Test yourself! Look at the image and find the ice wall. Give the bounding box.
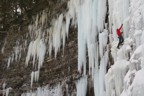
[2,0,144,95]
[107,0,144,96]
[77,0,108,96]
[77,0,107,75]
[108,0,130,40]
[94,50,108,96]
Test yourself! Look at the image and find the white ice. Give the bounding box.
[21,84,63,96]
[76,76,87,96]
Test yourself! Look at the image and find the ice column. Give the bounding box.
[94,51,108,96]
[76,76,88,96]
[77,0,107,75]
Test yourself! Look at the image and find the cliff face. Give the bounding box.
[2,0,99,95]
[1,0,144,96]
[0,0,79,95]
[0,29,78,96]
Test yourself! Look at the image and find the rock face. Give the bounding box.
[0,0,80,95]
[0,28,78,96]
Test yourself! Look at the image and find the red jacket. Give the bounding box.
[117,25,123,37]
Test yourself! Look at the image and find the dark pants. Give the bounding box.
[117,35,124,48]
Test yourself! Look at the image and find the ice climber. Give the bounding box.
[117,24,124,49]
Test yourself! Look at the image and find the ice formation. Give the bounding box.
[21,84,63,96]
[2,0,144,95]
[76,76,87,96]
[2,84,12,96]
[30,71,39,87]
[77,0,107,75]
[94,50,108,96]
[1,38,7,54]
[107,0,144,96]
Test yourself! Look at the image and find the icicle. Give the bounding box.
[25,41,34,66]
[94,51,108,96]
[66,13,71,38]
[68,0,79,25]
[1,38,7,54]
[28,25,33,34]
[78,27,86,75]
[52,14,64,57]
[94,69,99,96]
[41,11,46,27]
[3,83,6,89]
[19,51,22,61]
[77,0,88,75]
[99,29,108,58]
[35,14,39,29]
[32,38,40,67]
[31,71,34,87]
[37,39,46,69]
[25,38,46,70]
[88,43,97,75]
[5,88,12,96]
[76,76,87,96]
[34,70,40,82]
[14,46,19,61]
[30,70,40,87]
[61,22,66,52]
[97,0,107,32]
[77,0,107,75]
[1,46,5,54]
[99,51,108,96]
[7,57,11,68]
[48,37,53,57]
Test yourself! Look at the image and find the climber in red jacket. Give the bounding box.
[117,24,124,49]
